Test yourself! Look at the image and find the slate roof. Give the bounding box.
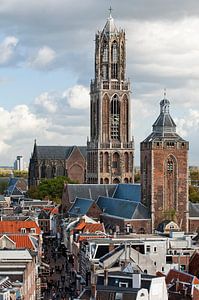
[96,197,150,220]
[189,202,199,218]
[66,184,116,203]
[142,99,186,143]
[113,184,141,202]
[68,198,95,217]
[35,145,87,160]
[5,178,27,197]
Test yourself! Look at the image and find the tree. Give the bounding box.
[0,181,8,194]
[27,176,77,204]
[189,185,199,203]
[134,172,141,183]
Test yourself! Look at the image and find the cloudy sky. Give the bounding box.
[0,0,199,167]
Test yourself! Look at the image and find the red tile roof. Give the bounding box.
[0,234,34,250]
[83,223,104,234]
[0,221,41,235]
[75,221,86,230]
[78,235,107,242]
[166,269,195,285]
[43,207,59,214]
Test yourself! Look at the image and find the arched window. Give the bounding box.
[46,166,52,179]
[124,178,128,183]
[104,178,109,184]
[111,41,118,79]
[57,165,65,177]
[113,152,120,173]
[100,152,103,172]
[111,95,120,140]
[102,65,108,80]
[102,94,109,142]
[103,44,108,62]
[124,152,129,172]
[113,178,120,184]
[41,163,46,178]
[164,155,177,211]
[112,41,118,63]
[123,95,129,142]
[104,152,109,173]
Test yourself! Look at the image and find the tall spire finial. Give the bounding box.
[109,6,113,18]
[164,88,167,99]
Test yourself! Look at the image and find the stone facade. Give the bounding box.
[141,98,189,232]
[87,13,134,184]
[28,141,86,187]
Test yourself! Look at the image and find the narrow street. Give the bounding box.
[41,236,76,300]
[40,210,77,300]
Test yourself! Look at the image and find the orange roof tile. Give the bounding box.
[78,235,106,242]
[75,221,86,230]
[0,221,41,235]
[83,223,104,234]
[0,234,34,250]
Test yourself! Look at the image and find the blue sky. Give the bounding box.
[0,0,199,167]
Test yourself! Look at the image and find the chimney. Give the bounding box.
[90,271,97,300]
[104,268,108,286]
[91,283,96,300]
[132,273,141,289]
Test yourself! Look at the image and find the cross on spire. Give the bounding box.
[109,6,113,17]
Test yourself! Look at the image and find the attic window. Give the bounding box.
[21,228,26,233]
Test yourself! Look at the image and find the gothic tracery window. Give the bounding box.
[111,94,120,140]
[111,41,118,79]
[167,159,173,173]
[124,152,129,172]
[103,44,108,62]
[164,155,177,211]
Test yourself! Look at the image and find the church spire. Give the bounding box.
[103,7,118,35]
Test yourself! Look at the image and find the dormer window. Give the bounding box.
[21,228,26,234]
[30,228,36,234]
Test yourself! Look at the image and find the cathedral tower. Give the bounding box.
[87,12,134,184]
[140,97,189,232]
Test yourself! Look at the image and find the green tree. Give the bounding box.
[13,170,28,178]
[27,176,77,204]
[0,181,8,194]
[189,185,199,203]
[134,172,141,183]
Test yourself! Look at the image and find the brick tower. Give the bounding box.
[87,12,134,184]
[140,96,189,232]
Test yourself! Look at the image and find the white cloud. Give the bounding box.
[175,109,199,137]
[28,46,56,69]
[34,92,58,113]
[64,85,89,109]
[0,36,18,65]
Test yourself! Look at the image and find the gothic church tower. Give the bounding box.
[140,97,189,232]
[87,12,134,184]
